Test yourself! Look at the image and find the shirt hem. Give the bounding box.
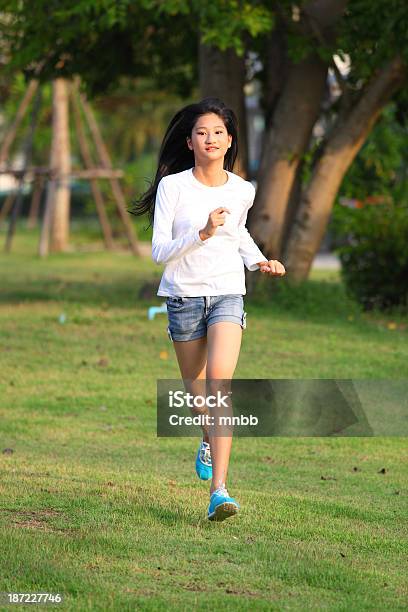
[157,290,246,297]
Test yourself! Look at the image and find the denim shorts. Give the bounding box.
[165,294,247,342]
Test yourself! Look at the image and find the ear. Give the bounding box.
[186,137,192,150]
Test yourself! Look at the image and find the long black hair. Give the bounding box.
[128,97,239,228]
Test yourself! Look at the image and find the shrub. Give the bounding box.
[330,201,408,312]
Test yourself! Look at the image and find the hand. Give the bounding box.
[257,260,286,276]
[199,207,230,240]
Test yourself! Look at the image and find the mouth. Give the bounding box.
[205,147,219,152]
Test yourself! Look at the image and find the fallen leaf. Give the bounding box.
[159,351,168,360]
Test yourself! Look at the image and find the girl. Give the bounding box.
[132,97,285,521]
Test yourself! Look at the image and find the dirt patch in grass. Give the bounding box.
[0,508,72,532]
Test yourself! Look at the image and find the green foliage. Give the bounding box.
[339,104,408,203]
[331,201,408,313]
[1,74,53,165]
[0,0,274,96]
[339,0,408,81]
[139,0,190,15]
[2,0,408,105]
[0,1,199,98]
[328,102,408,313]
[195,0,274,56]
[285,30,316,64]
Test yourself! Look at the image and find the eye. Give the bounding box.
[196,131,224,135]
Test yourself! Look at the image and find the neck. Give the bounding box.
[193,163,227,187]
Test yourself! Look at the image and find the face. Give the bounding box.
[186,112,232,162]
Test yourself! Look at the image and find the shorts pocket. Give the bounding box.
[166,297,185,309]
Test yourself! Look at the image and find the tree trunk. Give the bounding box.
[284,55,406,282]
[49,78,71,252]
[198,37,248,178]
[249,55,328,259]
[259,17,288,132]
[249,0,348,260]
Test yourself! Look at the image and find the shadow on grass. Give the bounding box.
[2,261,405,330]
[248,275,363,324]
[0,276,157,310]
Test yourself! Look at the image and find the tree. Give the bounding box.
[0,1,200,250]
[48,78,71,252]
[1,0,407,280]
[284,53,404,281]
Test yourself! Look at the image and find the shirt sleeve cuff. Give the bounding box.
[244,256,268,271]
[247,261,262,271]
[194,228,207,246]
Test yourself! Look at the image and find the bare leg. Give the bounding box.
[206,322,242,495]
[172,336,210,442]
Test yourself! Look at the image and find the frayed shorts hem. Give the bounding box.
[167,315,245,342]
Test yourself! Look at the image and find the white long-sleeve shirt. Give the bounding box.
[152,167,268,296]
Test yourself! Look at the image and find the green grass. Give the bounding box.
[0,225,407,611]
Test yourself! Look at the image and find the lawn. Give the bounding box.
[0,226,407,611]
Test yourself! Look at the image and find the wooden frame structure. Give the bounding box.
[0,78,141,256]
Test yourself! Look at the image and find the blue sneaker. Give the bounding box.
[207,486,240,521]
[195,440,212,480]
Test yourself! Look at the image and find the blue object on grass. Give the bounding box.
[148,303,167,320]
